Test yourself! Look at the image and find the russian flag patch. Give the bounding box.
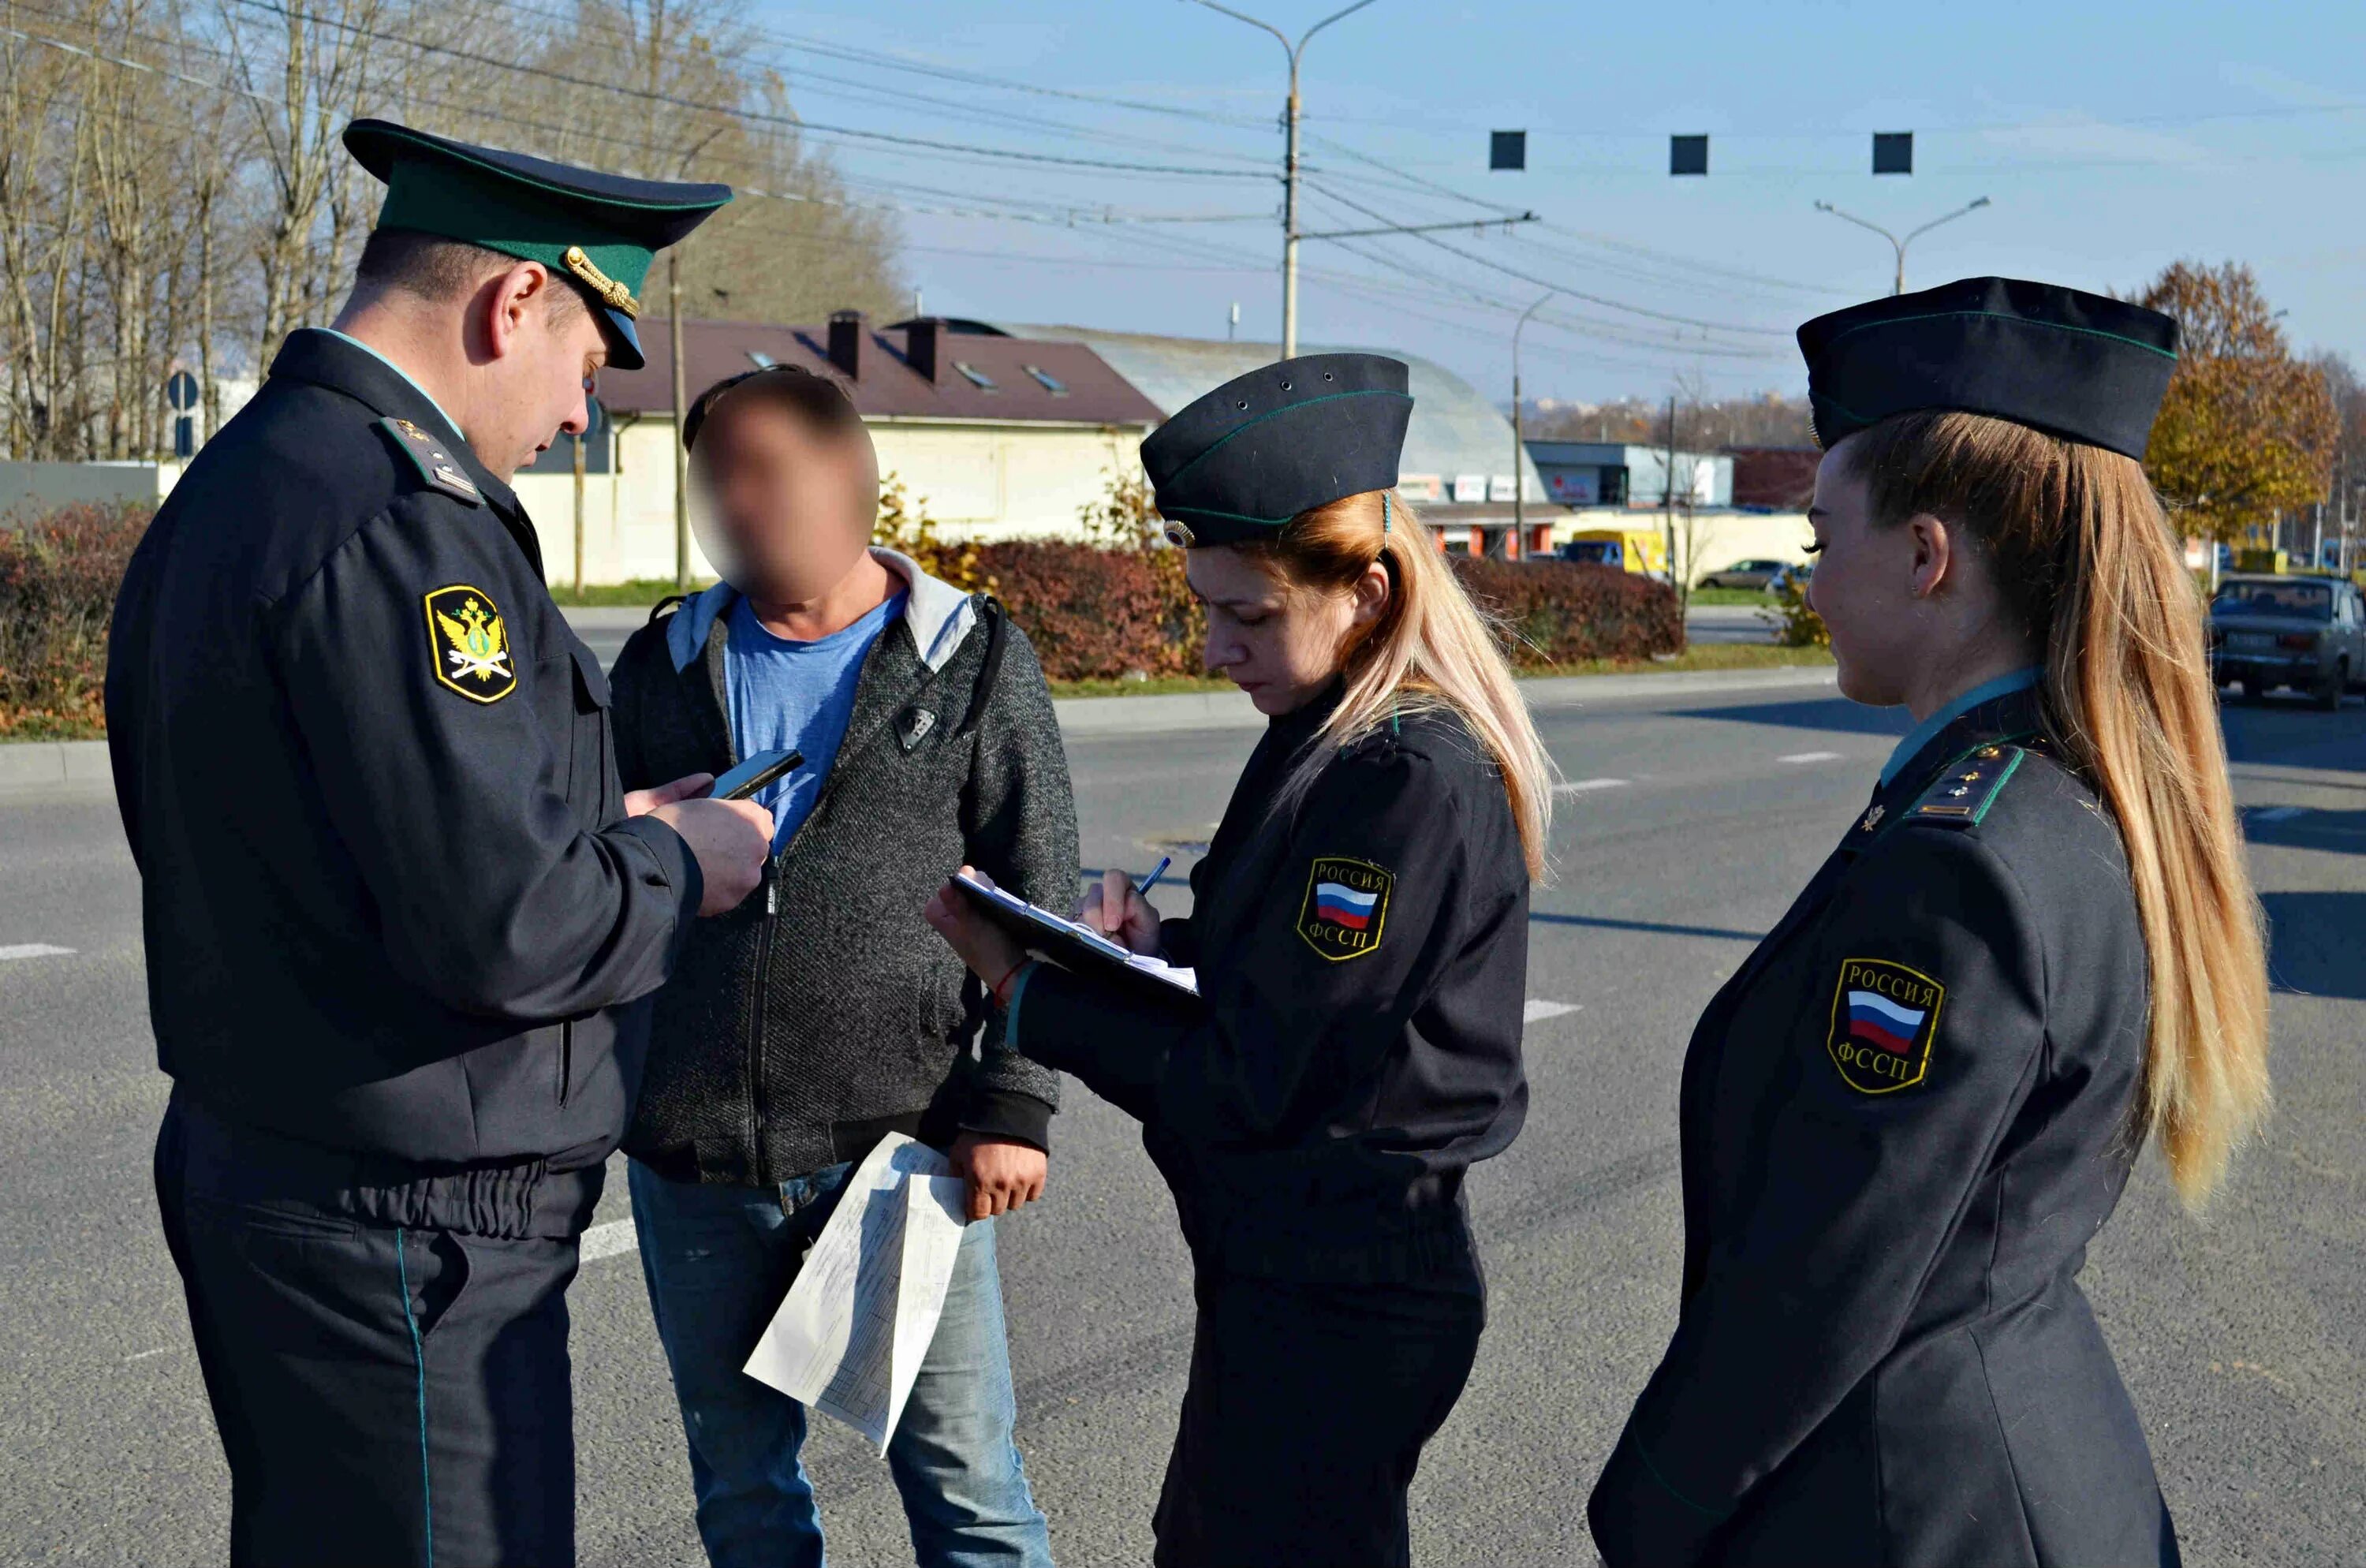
[1824,958,1943,1093]
[1297,855,1394,961]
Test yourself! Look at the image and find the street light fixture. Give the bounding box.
[1184,0,1382,357]
[1812,196,1991,296]
[1512,291,1553,545]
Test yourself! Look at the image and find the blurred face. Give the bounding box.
[472,270,607,482]
[691,401,878,603]
[1188,544,1386,716]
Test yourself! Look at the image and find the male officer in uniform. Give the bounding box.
[106,120,774,1566]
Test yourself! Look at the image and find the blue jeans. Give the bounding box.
[629,1158,1053,1568]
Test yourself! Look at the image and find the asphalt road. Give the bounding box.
[4,685,2362,1566]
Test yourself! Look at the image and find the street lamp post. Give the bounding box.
[1185,0,1380,357]
[1812,196,1991,295]
[1512,291,1553,547]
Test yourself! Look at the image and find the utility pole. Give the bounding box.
[664,128,726,592]
[1512,292,1552,548]
[670,251,690,590]
[1812,196,1991,294]
[1187,0,1380,357]
[1663,396,1678,577]
[573,413,588,595]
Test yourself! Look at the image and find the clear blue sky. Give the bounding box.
[745,0,2366,406]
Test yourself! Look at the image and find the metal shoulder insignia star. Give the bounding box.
[1860,804,1886,832]
[376,416,482,506]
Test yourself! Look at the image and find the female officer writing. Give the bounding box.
[924,354,1551,1567]
[1588,278,2271,1567]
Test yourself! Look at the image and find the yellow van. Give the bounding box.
[1559,527,1669,580]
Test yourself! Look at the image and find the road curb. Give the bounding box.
[0,738,110,793]
[1052,665,1838,737]
[2,666,1840,782]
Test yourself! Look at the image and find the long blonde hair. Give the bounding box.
[1847,409,2270,1205]
[1231,489,1555,880]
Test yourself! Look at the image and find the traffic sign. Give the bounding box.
[166,370,200,411]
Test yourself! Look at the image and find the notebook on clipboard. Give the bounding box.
[951,872,1200,998]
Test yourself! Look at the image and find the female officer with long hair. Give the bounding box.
[1588,279,2271,1567]
[924,354,1552,1567]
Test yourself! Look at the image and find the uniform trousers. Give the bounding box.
[155,1099,584,1567]
[1151,1266,1484,1568]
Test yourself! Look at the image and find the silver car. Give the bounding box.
[2209,575,2366,710]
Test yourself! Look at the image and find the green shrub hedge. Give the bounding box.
[0,502,151,738]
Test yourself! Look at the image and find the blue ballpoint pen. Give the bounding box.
[1135,855,1174,896]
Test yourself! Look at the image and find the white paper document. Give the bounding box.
[741,1132,970,1453]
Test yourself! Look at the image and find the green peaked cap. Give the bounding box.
[345,118,732,371]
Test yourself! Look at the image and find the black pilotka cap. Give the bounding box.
[1143,353,1414,547]
[345,119,733,371]
[1797,277,2180,460]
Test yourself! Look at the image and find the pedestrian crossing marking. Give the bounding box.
[0,943,73,961]
[1524,999,1580,1023]
[1779,751,1843,763]
[581,1218,639,1263]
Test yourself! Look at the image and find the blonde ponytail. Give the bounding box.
[1850,411,2271,1204]
[1235,490,1557,880]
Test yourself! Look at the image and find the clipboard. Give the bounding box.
[952,872,1200,998]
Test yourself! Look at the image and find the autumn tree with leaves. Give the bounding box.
[2135,261,2335,547]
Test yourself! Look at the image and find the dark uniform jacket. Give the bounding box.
[1589,688,2175,1568]
[106,329,700,1231]
[608,573,1075,1186]
[1010,686,1529,1283]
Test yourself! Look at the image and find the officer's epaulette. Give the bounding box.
[1904,739,2034,829]
[374,416,483,506]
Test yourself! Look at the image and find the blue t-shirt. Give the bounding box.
[723,589,906,849]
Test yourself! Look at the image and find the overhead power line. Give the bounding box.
[220,0,1278,180]
[1306,181,1793,338]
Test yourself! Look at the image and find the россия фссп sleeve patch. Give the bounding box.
[1297,855,1393,961]
[1825,957,1943,1093]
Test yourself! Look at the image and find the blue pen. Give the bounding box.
[1135,855,1174,897]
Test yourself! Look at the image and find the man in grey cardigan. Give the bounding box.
[609,365,1075,1568]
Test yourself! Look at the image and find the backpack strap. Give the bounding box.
[647,592,689,625]
[954,595,1011,739]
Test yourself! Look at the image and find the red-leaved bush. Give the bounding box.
[979,544,1683,681]
[1449,556,1685,666]
[0,502,151,737]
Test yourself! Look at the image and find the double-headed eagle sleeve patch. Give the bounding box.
[1297,856,1393,961]
[424,584,516,703]
[1825,958,1943,1093]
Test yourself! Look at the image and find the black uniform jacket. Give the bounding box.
[1009,687,1529,1282]
[1588,688,2174,1568]
[106,330,701,1198]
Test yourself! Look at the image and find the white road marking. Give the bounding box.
[1778,751,1843,764]
[1554,778,1629,795]
[126,1347,170,1364]
[2250,806,2308,823]
[580,1217,639,1263]
[0,943,74,961]
[1523,999,1581,1024]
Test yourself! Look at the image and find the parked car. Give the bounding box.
[2209,574,2366,710]
[1696,558,1793,591]
[1767,562,1815,595]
